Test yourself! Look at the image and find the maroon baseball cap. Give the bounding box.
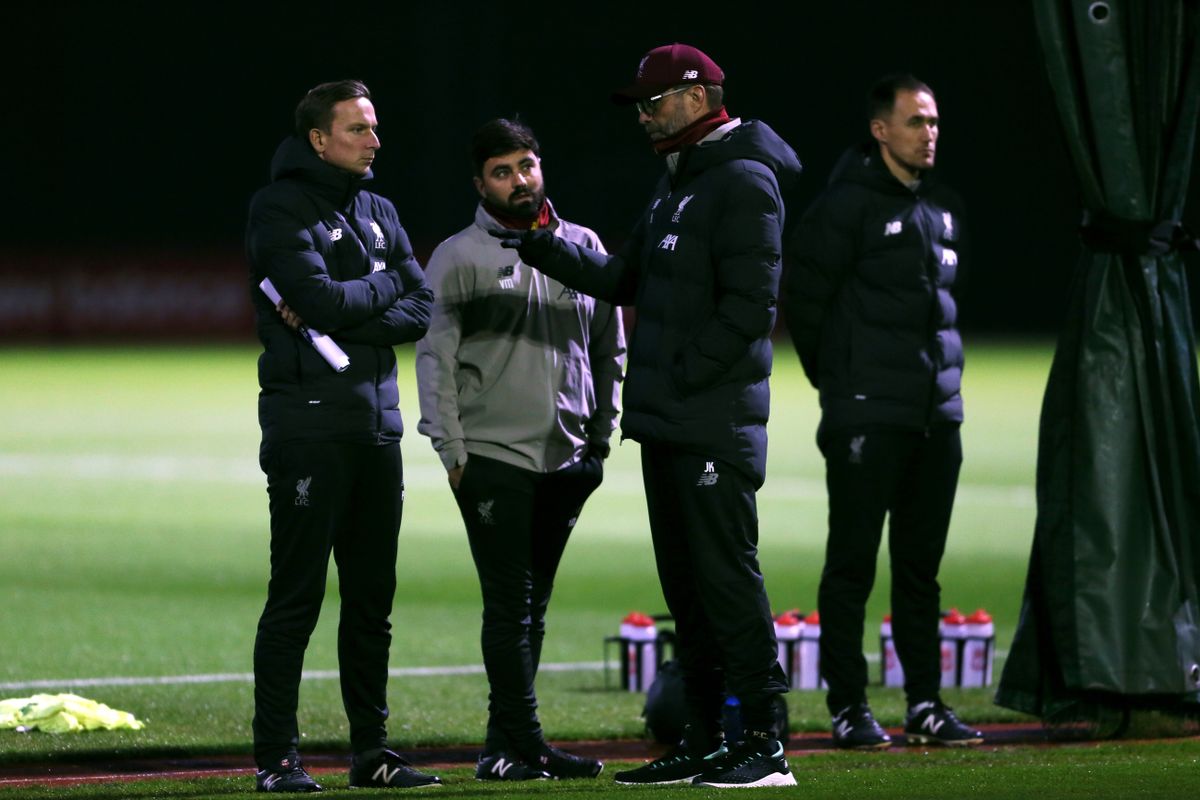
[611,43,725,104]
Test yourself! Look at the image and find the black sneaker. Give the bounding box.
[831,703,893,750]
[348,748,442,789]
[613,742,725,785]
[475,751,549,781]
[255,755,322,793]
[691,737,796,788]
[904,701,984,746]
[531,744,603,779]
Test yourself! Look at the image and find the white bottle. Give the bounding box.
[798,611,825,690]
[880,614,905,688]
[961,609,995,687]
[619,612,658,692]
[773,611,804,689]
[940,609,967,688]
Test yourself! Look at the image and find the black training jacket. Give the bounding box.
[247,136,433,453]
[783,142,965,435]
[530,119,802,487]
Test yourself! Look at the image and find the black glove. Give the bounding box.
[586,441,611,461]
[489,227,556,263]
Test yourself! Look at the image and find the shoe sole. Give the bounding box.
[546,764,604,780]
[905,734,984,747]
[694,771,798,788]
[614,775,699,785]
[834,740,892,751]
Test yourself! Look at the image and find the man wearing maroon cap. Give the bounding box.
[494,43,802,788]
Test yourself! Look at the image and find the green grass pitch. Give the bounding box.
[0,341,1049,763]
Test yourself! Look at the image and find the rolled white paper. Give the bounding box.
[259,278,351,373]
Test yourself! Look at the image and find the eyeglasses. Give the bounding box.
[636,85,693,116]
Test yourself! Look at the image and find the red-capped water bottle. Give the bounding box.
[940,608,967,688]
[880,613,905,687]
[798,611,825,690]
[773,611,804,689]
[961,609,995,687]
[619,611,658,692]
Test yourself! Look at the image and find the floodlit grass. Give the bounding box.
[3,741,1199,798]
[0,342,1052,766]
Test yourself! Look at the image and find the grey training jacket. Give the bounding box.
[415,202,625,473]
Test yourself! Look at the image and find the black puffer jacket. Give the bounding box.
[783,142,965,434]
[247,136,433,452]
[527,119,802,486]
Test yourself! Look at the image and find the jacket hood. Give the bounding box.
[682,119,803,192]
[830,140,937,195]
[268,135,373,205]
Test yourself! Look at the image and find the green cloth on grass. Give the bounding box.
[0,693,144,733]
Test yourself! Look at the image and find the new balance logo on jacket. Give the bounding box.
[696,461,719,487]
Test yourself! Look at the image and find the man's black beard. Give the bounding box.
[504,190,544,219]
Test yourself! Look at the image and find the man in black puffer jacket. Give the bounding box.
[246,80,440,793]
[784,74,982,752]
[497,44,802,789]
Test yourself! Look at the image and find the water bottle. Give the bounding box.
[619,612,658,691]
[773,611,804,689]
[880,613,905,687]
[798,611,825,690]
[940,608,967,688]
[961,609,995,687]
[721,695,742,744]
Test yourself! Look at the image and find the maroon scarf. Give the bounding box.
[485,199,551,230]
[652,107,732,155]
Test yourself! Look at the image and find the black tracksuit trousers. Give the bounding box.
[452,453,603,757]
[816,426,962,714]
[253,440,403,767]
[640,443,788,740]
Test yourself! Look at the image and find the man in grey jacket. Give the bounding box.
[415,118,625,781]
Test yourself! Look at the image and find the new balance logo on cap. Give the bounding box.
[682,69,699,79]
[884,221,902,236]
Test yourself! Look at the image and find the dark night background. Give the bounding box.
[8,1,1199,338]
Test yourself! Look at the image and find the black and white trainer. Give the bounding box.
[904,701,984,746]
[831,703,893,750]
[255,755,322,793]
[691,736,796,789]
[348,748,442,789]
[474,751,550,781]
[612,742,726,785]
[531,744,603,779]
